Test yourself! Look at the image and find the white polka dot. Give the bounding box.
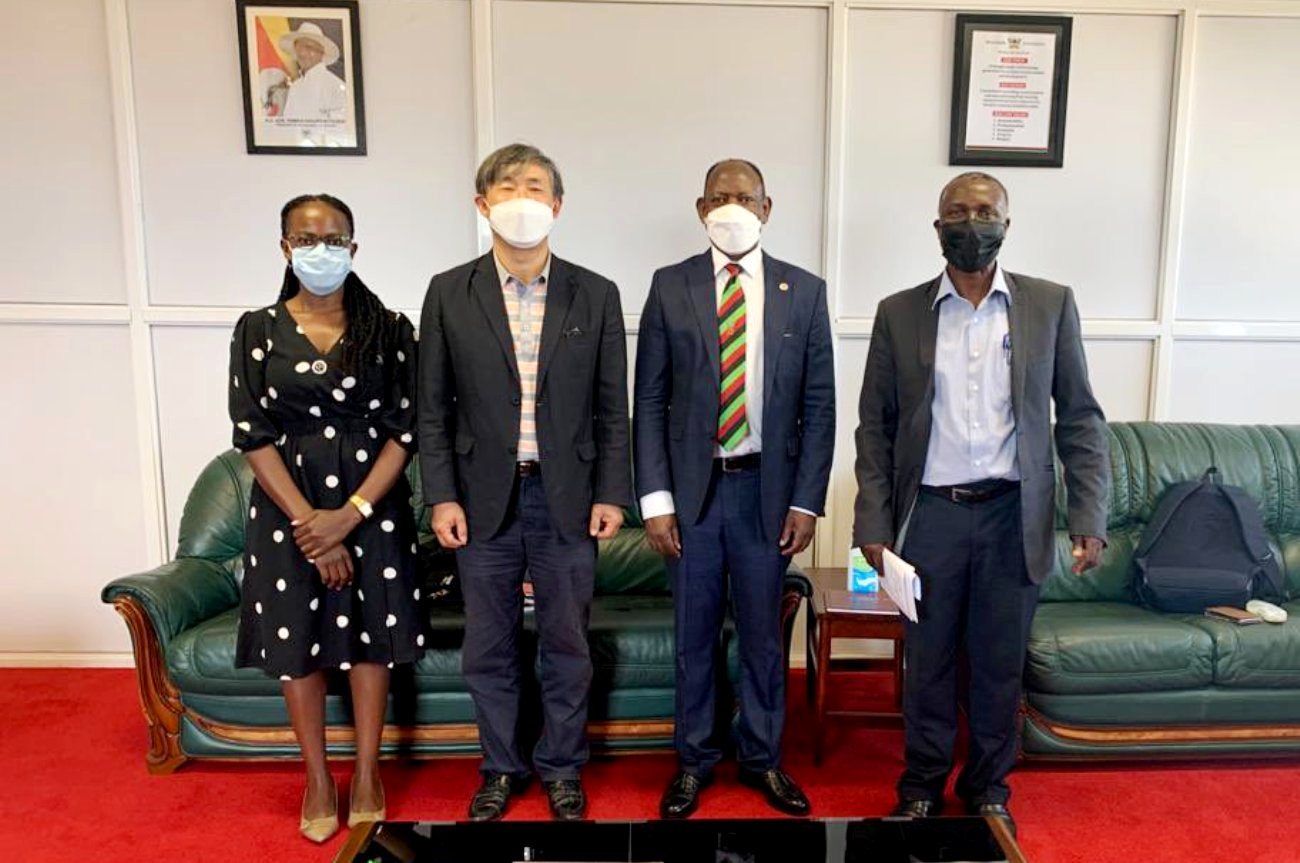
[410,543,417,554]
[273,530,285,543]
[250,506,257,519]
[400,397,411,410]
[250,554,258,567]
[267,308,277,317]
[295,361,310,374]
[342,376,357,389]
[324,425,336,439]
[332,388,346,402]
[251,347,265,361]
[260,648,266,659]
[368,399,381,410]
[265,339,273,352]
[295,454,303,467]
[295,324,304,334]
[387,662,394,669]
[414,588,421,600]
[360,632,371,644]
[368,427,378,439]
[325,475,339,488]
[309,405,322,417]
[232,375,240,388]
[237,421,252,432]
[336,615,349,628]
[275,578,286,592]
[383,567,397,580]
[400,433,413,444]
[416,634,425,647]
[259,396,269,409]
[268,386,278,400]
[254,601,263,614]
[279,674,292,681]
[310,643,320,656]
[358,588,366,602]
[385,614,397,628]
[380,520,394,533]
[339,662,352,671]
[397,350,406,363]
[413,331,419,342]
[278,434,286,447]
[354,545,364,558]
[277,626,290,640]
[309,597,319,611]
[355,449,369,463]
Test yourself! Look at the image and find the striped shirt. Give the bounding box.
[494,255,551,461]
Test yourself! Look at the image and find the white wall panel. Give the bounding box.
[492,0,828,313]
[128,0,477,310]
[1179,17,1300,322]
[153,326,236,549]
[0,325,145,653]
[0,0,125,304]
[1083,339,1152,422]
[1168,340,1300,424]
[840,11,1173,321]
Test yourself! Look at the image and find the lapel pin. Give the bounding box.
[779,282,789,292]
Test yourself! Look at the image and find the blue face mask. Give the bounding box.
[291,244,352,295]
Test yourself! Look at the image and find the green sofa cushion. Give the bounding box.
[1026,687,1300,728]
[1027,602,1214,694]
[1180,600,1300,689]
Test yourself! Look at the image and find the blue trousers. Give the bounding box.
[456,474,596,781]
[668,466,788,776]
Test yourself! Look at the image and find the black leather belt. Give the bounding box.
[716,453,761,473]
[921,478,1018,504]
[516,460,541,477]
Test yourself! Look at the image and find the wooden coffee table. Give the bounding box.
[804,567,906,764]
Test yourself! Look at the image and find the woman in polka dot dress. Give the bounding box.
[228,194,423,843]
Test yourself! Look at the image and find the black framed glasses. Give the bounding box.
[284,234,352,249]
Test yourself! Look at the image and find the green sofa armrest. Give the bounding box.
[102,557,240,649]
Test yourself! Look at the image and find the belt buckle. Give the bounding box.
[721,457,740,474]
[949,486,971,503]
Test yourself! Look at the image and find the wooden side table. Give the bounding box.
[804,567,906,764]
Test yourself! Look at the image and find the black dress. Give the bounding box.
[228,302,424,679]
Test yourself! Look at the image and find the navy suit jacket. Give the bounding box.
[634,250,835,542]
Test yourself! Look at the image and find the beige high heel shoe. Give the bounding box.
[299,782,340,844]
[347,780,387,828]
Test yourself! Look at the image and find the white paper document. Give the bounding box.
[881,549,922,623]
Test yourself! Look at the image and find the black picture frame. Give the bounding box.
[949,14,1072,168]
[235,0,367,155]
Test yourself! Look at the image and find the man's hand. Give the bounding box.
[589,503,624,540]
[293,507,363,561]
[314,545,354,590]
[1070,535,1104,575]
[432,502,469,549]
[778,510,817,556]
[859,543,891,574]
[644,514,681,558]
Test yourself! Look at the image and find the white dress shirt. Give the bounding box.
[639,245,814,520]
[921,265,1021,486]
[282,62,347,124]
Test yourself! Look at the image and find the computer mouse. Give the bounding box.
[1246,599,1288,624]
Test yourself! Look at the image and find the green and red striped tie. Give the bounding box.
[717,262,749,451]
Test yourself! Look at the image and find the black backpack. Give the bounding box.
[1133,468,1288,613]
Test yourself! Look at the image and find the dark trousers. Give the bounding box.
[668,466,788,776]
[897,486,1039,806]
[457,473,596,781]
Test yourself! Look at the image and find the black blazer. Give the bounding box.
[418,253,631,542]
[633,250,836,542]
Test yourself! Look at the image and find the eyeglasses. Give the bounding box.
[283,234,352,249]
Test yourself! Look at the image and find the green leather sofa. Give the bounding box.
[1023,423,1300,759]
[102,451,809,774]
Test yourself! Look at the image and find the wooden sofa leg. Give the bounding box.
[113,598,188,774]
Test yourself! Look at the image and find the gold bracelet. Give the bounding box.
[348,494,374,519]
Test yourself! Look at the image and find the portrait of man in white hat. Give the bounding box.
[278,21,348,131]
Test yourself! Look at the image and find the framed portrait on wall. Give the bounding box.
[236,0,366,155]
[949,14,1072,168]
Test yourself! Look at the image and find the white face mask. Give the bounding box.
[704,203,763,257]
[487,197,555,249]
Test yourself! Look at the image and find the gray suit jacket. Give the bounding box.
[852,271,1110,583]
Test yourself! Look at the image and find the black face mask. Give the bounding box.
[939,219,1005,273]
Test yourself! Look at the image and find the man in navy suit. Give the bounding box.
[634,159,835,818]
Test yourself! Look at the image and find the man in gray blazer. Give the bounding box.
[853,172,1109,835]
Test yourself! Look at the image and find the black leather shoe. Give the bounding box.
[468,773,528,822]
[543,779,587,821]
[737,768,811,816]
[888,798,944,819]
[660,771,712,820]
[969,802,1016,837]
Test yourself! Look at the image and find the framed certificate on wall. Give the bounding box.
[949,14,1072,168]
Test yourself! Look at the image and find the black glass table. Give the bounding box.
[334,817,1026,863]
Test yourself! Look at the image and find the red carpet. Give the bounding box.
[3,668,1298,862]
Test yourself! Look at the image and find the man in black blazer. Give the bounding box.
[418,144,631,822]
[854,172,1109,836]
[635,160,835,818]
